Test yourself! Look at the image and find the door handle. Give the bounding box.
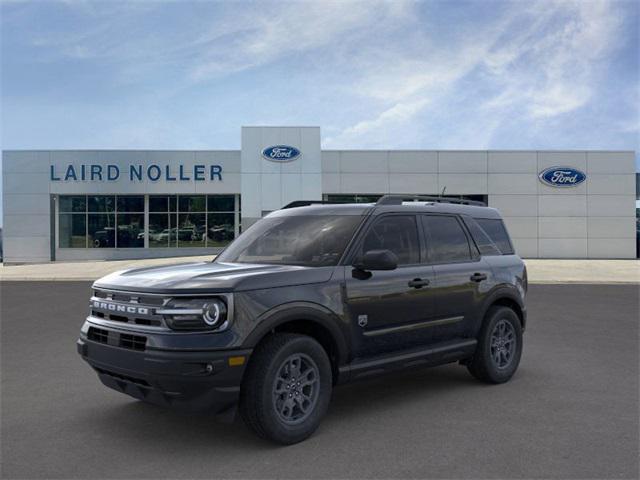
[470,272,488,282]
[408,278,430,289]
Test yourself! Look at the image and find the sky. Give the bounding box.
[1,0,639,224]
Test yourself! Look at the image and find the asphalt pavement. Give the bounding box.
[1,282,638,479]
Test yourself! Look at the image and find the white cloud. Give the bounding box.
[325,0,628,147]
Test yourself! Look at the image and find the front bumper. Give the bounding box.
[77,333,251,414]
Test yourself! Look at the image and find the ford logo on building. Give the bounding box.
[538,166,586,188]
[262,145,301,162]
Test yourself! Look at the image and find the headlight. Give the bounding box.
[158,298,228,331]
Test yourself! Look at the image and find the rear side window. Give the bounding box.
[360,215,420,265]
[422,215,472,263]
[475,218,514,255]
[463,217,502,256]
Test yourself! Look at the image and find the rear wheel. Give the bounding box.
[239,333,332,444]
[467,306,523,384]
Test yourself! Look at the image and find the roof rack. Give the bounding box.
[281,200,337,209]
[376,195,486,207]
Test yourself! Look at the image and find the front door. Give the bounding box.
[344,214,436,357]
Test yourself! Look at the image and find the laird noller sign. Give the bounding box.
[50,163,223,182]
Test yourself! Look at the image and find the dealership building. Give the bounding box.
[1,126,637,263]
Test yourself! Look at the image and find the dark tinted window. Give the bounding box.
[476,218,514,254]
[88,196,115,212]
[361,216,420,265]
[59,195,86,213]
[423,215,471,262]
[117,196,144,212]
[217,215,362,267]
[463,217,502,256]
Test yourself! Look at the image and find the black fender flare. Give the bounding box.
[242,301,351,366]
[476,286,526,333]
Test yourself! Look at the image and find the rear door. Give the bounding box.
[421,215,493,341]
[344,214,436,357]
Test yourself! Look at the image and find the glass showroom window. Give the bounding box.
[149,195,237,248]
[59,196,87,247]
[58,195,145,248]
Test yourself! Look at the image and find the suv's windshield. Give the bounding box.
[216,215,363,267]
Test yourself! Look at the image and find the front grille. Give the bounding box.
[86,326,147,351]
[90,288,168,329]
[87,327,108,344]
[119,333,146,351]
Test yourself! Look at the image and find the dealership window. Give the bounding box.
[148,195,238,249]
[59,195,143,248]
[59,194,239,249]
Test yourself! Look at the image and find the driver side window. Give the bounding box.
[360,215,420,265]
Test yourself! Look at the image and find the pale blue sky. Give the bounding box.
[1,0,639,224]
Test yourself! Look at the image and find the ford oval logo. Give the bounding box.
[538,166,586,188]
[261,145,301,162]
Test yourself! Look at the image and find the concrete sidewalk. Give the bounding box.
[1,256,638,284]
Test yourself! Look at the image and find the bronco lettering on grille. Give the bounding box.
[92,300,149,315]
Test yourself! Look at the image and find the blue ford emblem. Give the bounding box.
[538,166,586,187]
[261,145,301,162]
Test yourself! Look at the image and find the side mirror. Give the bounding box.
[354,249,398,271]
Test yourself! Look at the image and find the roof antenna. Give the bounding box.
[440,186,446,198]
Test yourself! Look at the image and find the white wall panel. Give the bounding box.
[321,152,340,173]
[587,217,636,238]
[321,173,340,193]
[587,195,636,217]
[502,217,538,238]
[587,174,636,195]
[511,238,538,258]
[437,174,487,194]
[3,214,50,237]
[538,195,587,217]
[539,239,588,258]
[587,152,635,174]
[538,151,587,171]
[587,239,636,259]
[3,194,50,215]
[340,173,389,193]
[3,237,50,262]
[538,217,587,238]
[389,174,438,194]
[488,195,538,217]
[388,151,438,173]
[438,152,487,173]
[488,174,538,194]
[3,151,50,173]
[340,151,388,173]
[488,151,537,173]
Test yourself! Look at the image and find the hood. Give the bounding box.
[93,261,335,294]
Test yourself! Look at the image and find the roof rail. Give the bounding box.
[281,200,336,209]
[376,195,486,207]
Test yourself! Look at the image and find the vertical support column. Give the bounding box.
[50,195,56,261]
[144,194,150,249]
[234,193,241,237]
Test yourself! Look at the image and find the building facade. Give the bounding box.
[2,126,637,263]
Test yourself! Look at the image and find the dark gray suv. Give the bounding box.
[77,195,527,444]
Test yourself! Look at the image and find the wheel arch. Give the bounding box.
[243,302,350,383]
[480,288,526,331]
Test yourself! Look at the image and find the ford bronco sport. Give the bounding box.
[78,195,527,444]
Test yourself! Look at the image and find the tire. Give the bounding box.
[467,306,523,384]
[239,333,332,445]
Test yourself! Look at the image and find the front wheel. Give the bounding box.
[239,333,332,444]
[467,306,523,384]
